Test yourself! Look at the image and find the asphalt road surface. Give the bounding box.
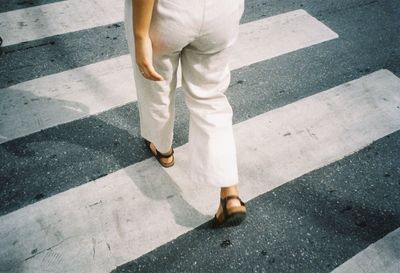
[0,0,399,272]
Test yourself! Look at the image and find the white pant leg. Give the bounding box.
[124,0,193,153]
[124,0,244,187]
[181,0,245,187]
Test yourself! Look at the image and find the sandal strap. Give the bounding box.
[156,147,174,158]
[221,195,245,206]
[220,195,245,220]
[144,139,174,159]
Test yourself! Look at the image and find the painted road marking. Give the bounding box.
[0,0,123,47]
[330,228,400,273]
[0,70,398,272]
[0,10,338,143]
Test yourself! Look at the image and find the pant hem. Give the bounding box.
[189,170,239,188]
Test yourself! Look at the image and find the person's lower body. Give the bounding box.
[124,0,246,227]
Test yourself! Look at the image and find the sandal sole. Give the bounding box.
[212,212,247,228]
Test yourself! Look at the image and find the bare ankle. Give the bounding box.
[220,185,239,198]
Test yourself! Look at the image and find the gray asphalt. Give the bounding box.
[0,0,62,13]
[0,0,399,271]
[1,0,399,87]
[1,0,399,217]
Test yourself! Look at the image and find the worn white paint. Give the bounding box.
[0,0,124,47]
[228,9,338,69]
[0,9,338,143]
[330,228,400,273]
[0,70,399,273]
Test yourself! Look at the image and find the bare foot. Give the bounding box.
[215,186,245,222]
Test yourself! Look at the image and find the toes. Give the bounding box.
[225,199,243,210]
[161,155,173,164]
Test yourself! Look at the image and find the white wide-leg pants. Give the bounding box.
[124,0,245,187]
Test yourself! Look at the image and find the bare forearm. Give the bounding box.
[130,0,163,81]
[132,0,155,40]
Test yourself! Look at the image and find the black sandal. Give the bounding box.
[144,138,175,168]
[212,195,247,228]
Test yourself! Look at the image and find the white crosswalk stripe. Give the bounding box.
[0,2,399,273]
[0,9,337,144]
[0,0,124,47]
[330,228,400,273]
[1,69,399,272]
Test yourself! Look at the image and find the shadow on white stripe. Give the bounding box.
[0,70,398,273]
[0,9,338,144]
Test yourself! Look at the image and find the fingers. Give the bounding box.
[134,36,164,81]
[138,62,164,81]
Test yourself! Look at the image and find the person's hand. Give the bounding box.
[134,35,164,81]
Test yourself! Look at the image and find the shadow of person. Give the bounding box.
[0,88,90,146]
[0,87,209,227]
[124,158,210,228]
[0,4,208,226]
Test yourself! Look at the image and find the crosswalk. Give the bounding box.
[0,9,337,144]
[0,1,399,273]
